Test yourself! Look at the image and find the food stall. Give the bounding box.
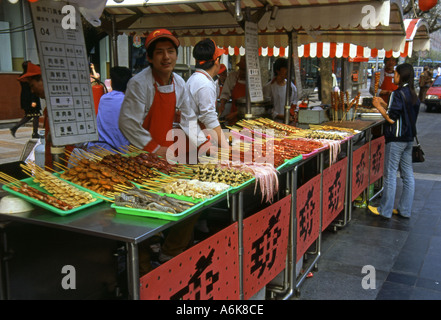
[0,0,430,300]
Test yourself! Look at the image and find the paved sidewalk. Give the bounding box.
[0,126,36,164]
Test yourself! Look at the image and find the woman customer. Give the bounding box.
[369,63,420,219]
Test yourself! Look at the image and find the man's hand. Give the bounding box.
[155,146,169,158]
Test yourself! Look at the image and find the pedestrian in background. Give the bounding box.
[369,63,420,219]
[10,61,41,139]
[418,66,432,102]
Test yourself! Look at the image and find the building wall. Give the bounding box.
[0,73,23,121]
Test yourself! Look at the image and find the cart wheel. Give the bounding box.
[313,263,319,272]
[294,288,301,298]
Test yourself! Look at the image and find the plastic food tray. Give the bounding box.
[111,187,231,221]
[2,177,103,216]
[111,198,205,221]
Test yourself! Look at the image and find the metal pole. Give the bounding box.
[284,32,293,124]
[126,242,140,300]
[112,15,118,67]
[238,192,244,300]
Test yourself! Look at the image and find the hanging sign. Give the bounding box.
[322,157,347,231]
[351,143,370,201]
[30,0,98,146]
[244,21,264,102]
[242,195,291,299]
[140,223,239,300]
[370,136,385,184]
[296,174,321,261]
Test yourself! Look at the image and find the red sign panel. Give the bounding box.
[296,174,321,261]
[322,157,347,231]
[140,223,239,300]
[351,143,370,201]
[370,136,385,184]
[242,195,291,300]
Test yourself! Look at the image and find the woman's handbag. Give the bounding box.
[412,136,425,163]
[400,91,425,163]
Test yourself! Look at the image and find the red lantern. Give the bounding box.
[419,0,438,11]
[28,0,39,2]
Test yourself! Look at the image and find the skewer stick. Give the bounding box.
[52,162,69,172]
[0,172,22,187]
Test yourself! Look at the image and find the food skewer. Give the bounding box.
[374,71,381,97]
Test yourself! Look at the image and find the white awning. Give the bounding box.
[103,0,409,52]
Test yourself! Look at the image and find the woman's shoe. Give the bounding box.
[10,128,16,138]
[367,205,390,219]
[368,205,380,215]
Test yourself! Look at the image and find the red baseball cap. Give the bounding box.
[145,29,180,50]
[196,39,227,66]
[17,62,41,82]
[212,40,227,61]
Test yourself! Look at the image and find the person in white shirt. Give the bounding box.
[263,57,298,123]
[187,38,229,149]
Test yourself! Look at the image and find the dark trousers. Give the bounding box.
[12,115,40,136]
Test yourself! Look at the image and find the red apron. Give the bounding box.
[229,79,246,125]
[380,73,398,104]
[142,82,176,152]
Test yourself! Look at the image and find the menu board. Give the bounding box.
[244,21,264,103]
[30,0,98,146]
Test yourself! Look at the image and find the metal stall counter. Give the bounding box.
[0,189,236,300]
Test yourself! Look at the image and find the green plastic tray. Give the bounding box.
[2,177,103,216]
[111,183,232,221]
[110,193,207,221]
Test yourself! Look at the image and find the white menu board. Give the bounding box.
[30,0,98,146]
[244,21,264,103]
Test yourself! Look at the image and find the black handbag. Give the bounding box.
[412,136,425,163]
[400,91,425,163]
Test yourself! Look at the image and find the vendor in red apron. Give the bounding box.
[369,57,398,106]
[218,56,247,126]
[119,29,207,161]
[119,29,207,274]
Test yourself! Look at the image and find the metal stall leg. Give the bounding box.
[332,136,353,229]
[281,166,298,300]
[266,168,296,299]
[126,242,140,300]
[237,192,244,300]
[0,222,12,300]
[294,153,324,297]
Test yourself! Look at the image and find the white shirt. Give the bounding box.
[263,79,298,121]
[186,69,220,130]
[119,66,206,149]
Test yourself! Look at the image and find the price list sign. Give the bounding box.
[30,0,98,146]
[244,21,264,103]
